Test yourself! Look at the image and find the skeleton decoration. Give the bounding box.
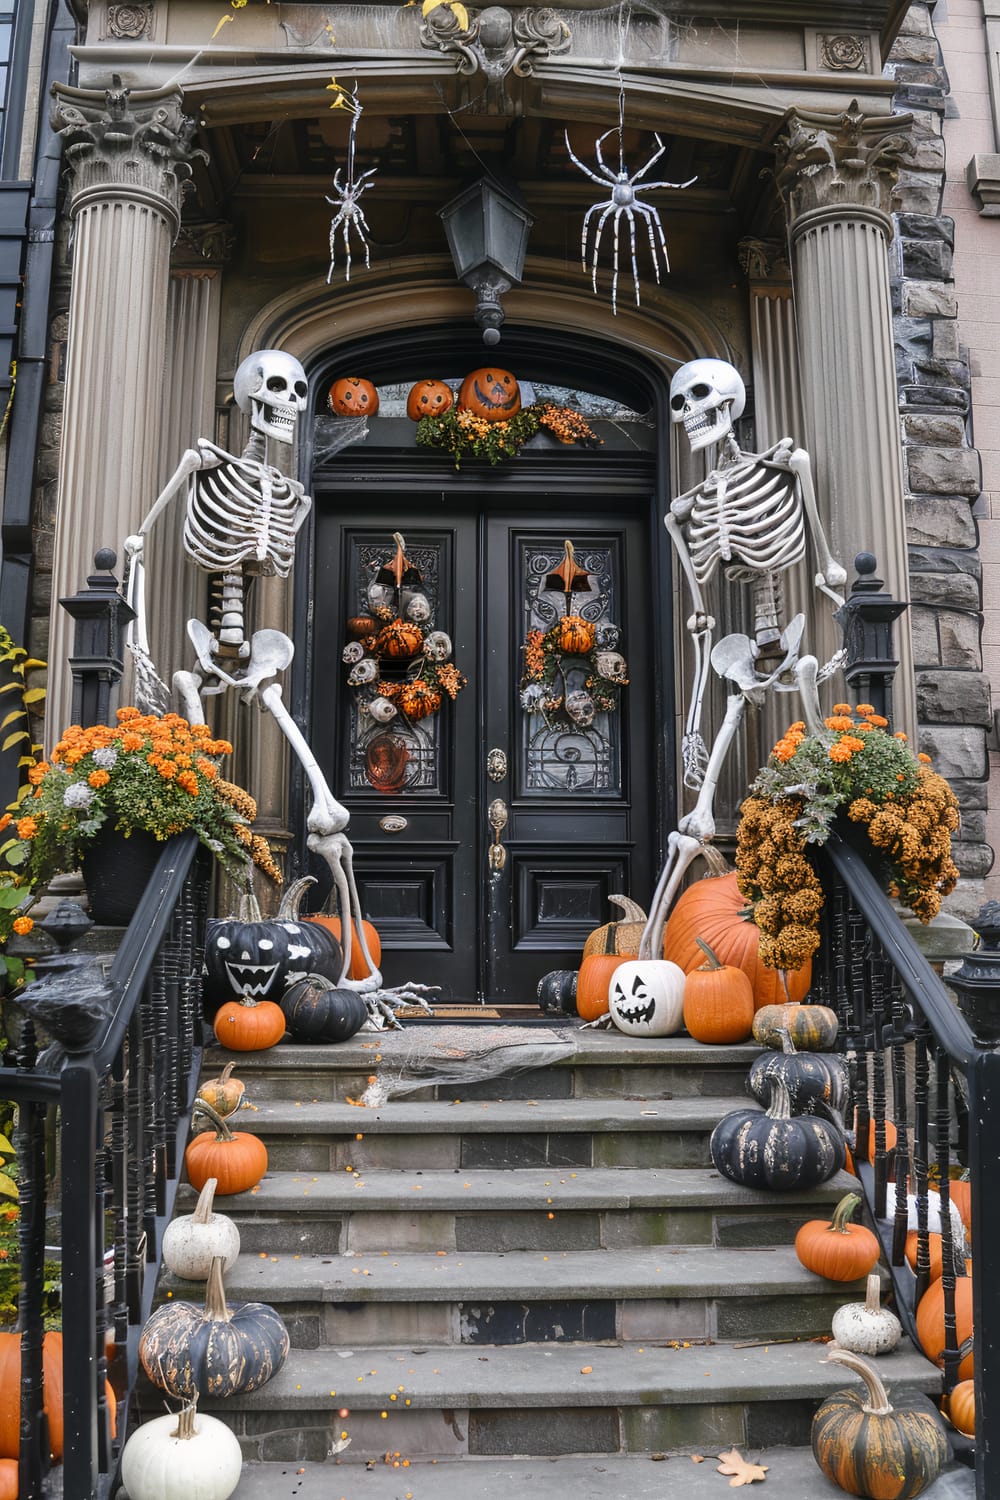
[629,356,848,979]
[123,349,436,1028]
[565,105,696,315]
[326,83,377,286]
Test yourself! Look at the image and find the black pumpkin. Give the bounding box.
[710,1077,846,1192]
[812,1347,949,1499]
[140,1256,289,1400]
[280,973,369,1043]
[203,878,342,1011]
[536,969,578,1015]
[747,1028,850,1121]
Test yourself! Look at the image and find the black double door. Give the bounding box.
[312,483,664,1002]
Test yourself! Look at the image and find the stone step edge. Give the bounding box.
[160,1244,872,1302]
[204,1035,764,1070]
[195,1338,941,1411]
[233,1097,762,1134]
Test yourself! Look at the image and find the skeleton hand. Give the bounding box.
[678,809,715,845]
[820,560,847,591]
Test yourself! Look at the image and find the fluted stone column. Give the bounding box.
[775,102,918,738]
[48,78,201,732]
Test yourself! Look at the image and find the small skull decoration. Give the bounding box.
[520,682,547,713]
[595,622,621,650]
[367,581,396,614]
[405,593,432,623]
[423,631,452,662]
[565,690,596,727]
[342,640,366,665]
[348,658,379,687]
[367,695,398,723]
[593,650,628,683]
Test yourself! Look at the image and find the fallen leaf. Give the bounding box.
[580,1365,593,1374]
[692,1454,705,1463]
[717,1448,768,1486]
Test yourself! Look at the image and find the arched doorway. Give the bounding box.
[295,324,676,1003]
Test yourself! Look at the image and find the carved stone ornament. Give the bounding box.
[737,237,790,283]
[173,219,235,266]
[420,4,570,82]
[104,2,154,41]
[773,100,914,222]
[818,34,868,73]
[50,75,205,227]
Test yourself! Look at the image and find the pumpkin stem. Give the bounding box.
[192,1097,235,1142]
[171,1399,200,1441]
[776,1027,800,1056]
[218,1061,236,1085]
[203,1255,233,1324]
[830,1192,864,1234]
[823,1347,893,1417]
[237,888,262,923]
[192,1178,218,1225]
[864,1272,883,1316]
[607,894,648,925]
[765,1076,793,1119]
[694,938,723,971]
[278,876,317,921]
[238,992,264,1009]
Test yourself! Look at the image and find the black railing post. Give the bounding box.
[59,1055,99,1500]
[59,548,135,729]
[835,552,908,724]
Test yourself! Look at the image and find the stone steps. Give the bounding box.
[161,1244,862,1347]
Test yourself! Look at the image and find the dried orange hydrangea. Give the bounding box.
[736,702,960,968]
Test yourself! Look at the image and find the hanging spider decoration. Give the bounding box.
[564,128,696,315]
[326,84,378,285]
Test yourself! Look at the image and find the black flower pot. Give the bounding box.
[81,827,163,925]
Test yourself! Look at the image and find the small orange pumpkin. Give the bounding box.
[845,1114,899,1174]
[555,614,596,654]
[917,1270,974,1380]
[186,1100,268,1197]
[682,938,755,1044]
[950,1179,972,1233]
[346,615,377,640]
[213,994,286,1052]
[375,619,424,658]
[948,1379,975,1436]
[398,679,442,720]
[407,378,454,421]
[459,367,521,421]
[305,914,382,981]
[328,377,379,416]
[904,1236,970,1285]
[794,1192,881,1282]
[0,1459,15,1500]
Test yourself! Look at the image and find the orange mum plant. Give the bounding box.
[736,704,959,971]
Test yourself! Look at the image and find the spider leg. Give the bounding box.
[590,203,617,296]
[639,176,698,192]
[351,212,372,270]
[564,129,612,188]
[594,129,624,184]
[580,200,609,274]
[633,201,670,279]
[624,206,642,306]
[630,134,667,184]
[341,216,353,282]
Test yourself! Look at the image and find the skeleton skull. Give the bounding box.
[342,640,366,665]
[423,631,452,662]
[669,358,746,454]
[368,695,398,723]
[593,650,627,683]
[565,689,596,727]
[595,623,621,650]
[405,593,432,623]
[234,349,309,446]
[348,658,379,686]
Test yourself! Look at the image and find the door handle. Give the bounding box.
[487,747,508,782]
[488,797,508,872]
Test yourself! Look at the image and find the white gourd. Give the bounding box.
[830,1272,902,1357]
[608,959,685,1037]
[120,1401,243,1500]
[161,1179,240,1280]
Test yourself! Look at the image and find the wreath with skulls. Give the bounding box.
[519,613,629,729]
[344,609,466,727]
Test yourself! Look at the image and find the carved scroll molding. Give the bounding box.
[817,34,868,73]
[737,237,790,284]
[103,2,155,41]
[774,100,914,229]
[50,75,203,231]
[420,4,570,81]
[173,219,235,267]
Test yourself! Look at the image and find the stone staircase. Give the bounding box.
[148,1025,965,1498]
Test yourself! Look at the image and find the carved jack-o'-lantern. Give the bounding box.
[458,368,521,422]
[328,377,380,417]
[406,379,454,421]
[607,959,685,1037]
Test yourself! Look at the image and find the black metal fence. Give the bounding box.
[1,834,209,1499]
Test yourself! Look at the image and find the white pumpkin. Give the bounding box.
[607,959,685,1037]
[121,1401,243,1500]
[831,1272,902,1357]
[161,1178,240,1281]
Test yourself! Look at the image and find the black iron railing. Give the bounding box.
[812,834,996,1495]
[0,832,209,1500]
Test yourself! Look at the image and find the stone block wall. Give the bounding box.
[887,0,995,912]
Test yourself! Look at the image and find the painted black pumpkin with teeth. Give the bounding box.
[203,878,343,1013]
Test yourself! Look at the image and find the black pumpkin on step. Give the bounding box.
[280,972,369,1043]
[536,969,578,1015]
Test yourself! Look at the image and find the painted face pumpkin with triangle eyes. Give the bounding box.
[459,367,521,422]
[406,379,454,421]
[607,959,686,1037]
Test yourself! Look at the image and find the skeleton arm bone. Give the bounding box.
[665,510,716,787]
[787,447,847,606]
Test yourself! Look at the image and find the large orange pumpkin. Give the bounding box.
[406,379,453,420]
[0,1459,14,1500]
[950,1179,972,1233]
[663,872,811,1009]
[458,367,521,421]
[328,377,379,417]
[305,914,382,981]
[916,1271,974,1380]
[0,1330,117,1460]
[948,1379,975,1436]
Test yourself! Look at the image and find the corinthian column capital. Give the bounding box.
[774,99,914,230]
[50,74,204,230]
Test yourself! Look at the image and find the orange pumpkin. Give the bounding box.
[328,377,379,416]
[582,896,648,960]
[917,1271,974,1380]
[458,367,521,420]
[346,615,377,640]
[305,914,382,981]
[663,872,811,1009]
[845,1113,898,1175]
[682,938,755,1044]
[407,378,454,420]
[398,679,442,721]
[374,619,424,658]
[794,1192,881,1282]
[555,615,596,655]
[0,1330,117,1460]
[950,1179,972,1233]
[948,1379,975,1436]
[0,1459,15,1500]
[213,995,286,1052]
[904,1235,970,1285]
[186,1100,268,1197]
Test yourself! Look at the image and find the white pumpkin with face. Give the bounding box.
[608,959,685,1037]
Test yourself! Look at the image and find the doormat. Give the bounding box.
[355,1024,576,1105]
[394,1005,504,1020]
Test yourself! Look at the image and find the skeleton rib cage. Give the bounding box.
[684,459,806,586]
[183,453,304,578]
